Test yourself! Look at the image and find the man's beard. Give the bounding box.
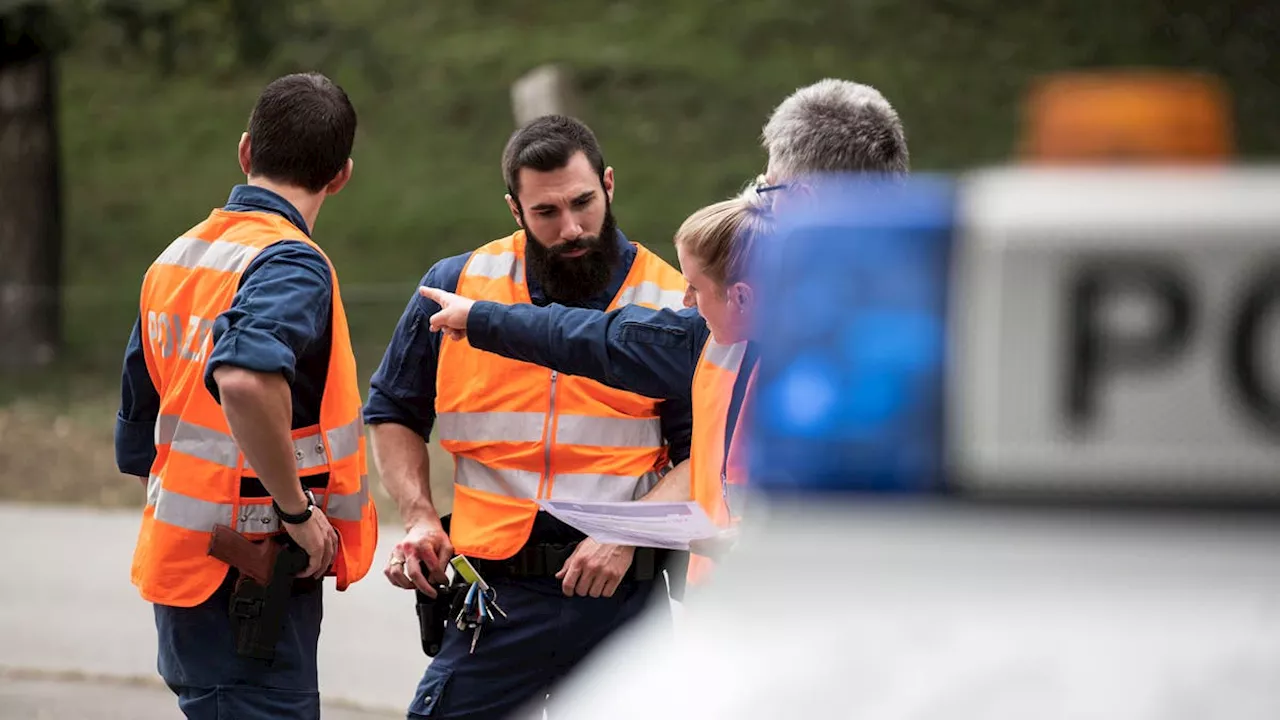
[523,203,621,305]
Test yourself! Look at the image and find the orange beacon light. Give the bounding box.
[1019,71,1234,164]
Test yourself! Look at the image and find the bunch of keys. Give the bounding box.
[449,556,507,654]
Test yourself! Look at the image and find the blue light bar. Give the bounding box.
[749,174,956,495]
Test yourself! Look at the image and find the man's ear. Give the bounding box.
[238,133,252,176]
[325,158,354,196]
[505,194,523,227]
[603,166,615,204]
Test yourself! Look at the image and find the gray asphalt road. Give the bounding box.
[0,502,674,717]
[0,676,398,719]
[0,503,429,714]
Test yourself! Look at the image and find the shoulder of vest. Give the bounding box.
[628,243,684,285]
[473,231,523,256]
[168,212,333,279]
[204,209,310,243]
[242,217,330,265]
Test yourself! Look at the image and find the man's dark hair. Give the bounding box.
[502,115,606,203]
[247,72,356,194]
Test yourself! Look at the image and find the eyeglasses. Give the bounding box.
[756,183,789,194]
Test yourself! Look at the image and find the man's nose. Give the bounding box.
[559,214,584,241]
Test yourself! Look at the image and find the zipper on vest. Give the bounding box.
[542,370,559,496]
[721,470,731,518]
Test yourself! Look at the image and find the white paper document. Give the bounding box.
[536,500,720,550]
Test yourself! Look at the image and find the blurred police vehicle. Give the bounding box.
[956,73,1280,501]
[541,73,1280,719]
[956,166,1280,500]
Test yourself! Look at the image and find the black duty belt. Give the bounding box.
[240,474,329,498]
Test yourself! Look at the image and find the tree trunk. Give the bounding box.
[0,11,62,370]
[511,64,578,127]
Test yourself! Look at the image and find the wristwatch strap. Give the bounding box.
[273,489,315,525]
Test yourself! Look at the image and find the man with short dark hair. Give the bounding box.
[365,114,693,718]
[114,72,378,719]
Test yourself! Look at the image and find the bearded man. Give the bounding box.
[364,114,693,719]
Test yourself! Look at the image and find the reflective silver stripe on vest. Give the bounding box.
[149,475,371,534]
[437,412,660,449]
[454,457,540,498]
[155,414,180,446]
[436,412,546,444]
[324,477,369,522]
[147,474,162,506]
[325,417,364,464]
[465,252,524,281]
[555,414,662,448]
[171,421,240,468]
[704,341,747,372]
[615,281,685,310]
[235,502,279,533]
[551,471,661,502]
[166,419,362,471]
[155,236,259,274]
[454,458,659,503]
[152,484,230,532]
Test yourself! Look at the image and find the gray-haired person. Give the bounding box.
[760,78,909,191]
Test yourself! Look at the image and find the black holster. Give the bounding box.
[416,573,467,657]
[227,539,310,662]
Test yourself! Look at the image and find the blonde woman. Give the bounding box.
[421,186,773,586]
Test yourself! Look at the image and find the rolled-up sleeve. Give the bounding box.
[115,314,161,476]
[203,241,332,400]
[364,255,469,440]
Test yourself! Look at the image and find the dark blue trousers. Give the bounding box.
[154,572,324,719]
[407,575,670,719]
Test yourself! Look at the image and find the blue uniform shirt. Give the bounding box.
[114,185,333,478]
[364,231,696,466]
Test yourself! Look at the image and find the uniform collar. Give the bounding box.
[224,184,312,237]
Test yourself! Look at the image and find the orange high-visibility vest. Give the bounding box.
[688,339,756,585]
[130,208,378,607]
[436,230,688,560]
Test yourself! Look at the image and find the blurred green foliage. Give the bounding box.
[10,0,1280,377]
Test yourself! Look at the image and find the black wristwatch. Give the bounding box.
[273,489,316,525]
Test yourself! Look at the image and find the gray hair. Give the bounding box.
[762,79,909,180]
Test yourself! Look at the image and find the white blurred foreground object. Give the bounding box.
[545,500,1280,719]
[543,72,1276,718]
[544,165,1280,718]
